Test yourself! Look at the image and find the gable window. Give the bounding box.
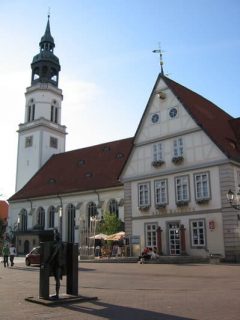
[155,179,168,207]
[145,223,157,247]
[173,137,183,157]
[50,136,58,149]
[25,136,33,148]
[175,176,190,204]
[194,172,210,202]
[138,183,150,208]
[153,143,164,161]
[190,219,206,247]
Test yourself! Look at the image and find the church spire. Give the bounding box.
[31,15,60,87]
[39,15,55,52]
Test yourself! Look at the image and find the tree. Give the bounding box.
[97,211,123,235]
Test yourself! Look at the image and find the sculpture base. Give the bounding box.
[25,294,98,307]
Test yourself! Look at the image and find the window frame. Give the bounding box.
[194,171,211,202]
[175,175,190,204]
[190,219,206,248]
[153,143,164,162]
[138,182,151,208]
[154,179,168,207]
[145,222,158,247]
[173,137,183,157]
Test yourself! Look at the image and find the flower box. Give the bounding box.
[138,205,150,211]
[172,156,184,164]
[196,198,209,204]
[176,200,189,207]
[155,204,166,209]
[152,160,165,168]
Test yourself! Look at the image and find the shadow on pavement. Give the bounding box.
[8,266,96,272]
[64,300,194,320]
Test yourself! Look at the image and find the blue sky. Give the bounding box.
[0,0,240,199]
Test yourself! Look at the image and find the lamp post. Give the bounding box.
[58,206,63,237]
[226,188,240,210]
[90,215,100,257]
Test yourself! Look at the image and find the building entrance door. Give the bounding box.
[168,223,180,255]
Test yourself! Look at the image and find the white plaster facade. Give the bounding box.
[120,77,240,260]
[16,83,66,192]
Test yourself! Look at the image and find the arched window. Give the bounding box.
[36,207,45,229]
[109,199,119,218]
[67,204,76,243]
[48,206,55,228]
[27,103,35,122]
[87,202,98,227]
[19,209,28,231]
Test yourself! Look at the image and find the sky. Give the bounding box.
[0,0,240,200]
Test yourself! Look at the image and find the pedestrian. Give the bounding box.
[9,244,16,266]
[2,244,10,267]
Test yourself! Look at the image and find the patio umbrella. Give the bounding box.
[89,233,108,240]
[105,231,125,241]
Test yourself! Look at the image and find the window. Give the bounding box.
[27,104,35,122]
[50,136,58,149]
[190,220,206,247]
[19,209,27,231]
[48,206,55,228]
[173,137,183,157]
[153,143,163,162]
[175,176,190,203]
[138,183,150,208]
[51,105,58,123]
[25,136,33,148]
[155,179,168,206]
[87,202,98,227]
[36,207,45,228]
[109,199,119,218]
[145,223,157,247]
[194,172,210,201]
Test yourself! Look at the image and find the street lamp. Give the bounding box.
[226,187,240,210]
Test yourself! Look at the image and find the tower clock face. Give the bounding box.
[151,113,159,124]
[169,107,178,118]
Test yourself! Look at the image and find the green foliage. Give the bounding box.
[97,211,123,235]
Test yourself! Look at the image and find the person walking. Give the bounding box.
[9,244,16,266]
[2,244,10,267]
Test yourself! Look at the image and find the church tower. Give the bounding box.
[15,16,67,192]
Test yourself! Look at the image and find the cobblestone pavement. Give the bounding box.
[1,257,240,320]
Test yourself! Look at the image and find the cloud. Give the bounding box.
[61,78,104,110]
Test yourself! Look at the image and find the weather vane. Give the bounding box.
[48,7,51,19]
[152,44,164,75]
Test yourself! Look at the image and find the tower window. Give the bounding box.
[51,105,58,123]
[25,136,33,148]
[50,136,58,149]
[27,104,35,122]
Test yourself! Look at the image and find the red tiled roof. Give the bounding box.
[9,137,133,201]
[163,76,240,162]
